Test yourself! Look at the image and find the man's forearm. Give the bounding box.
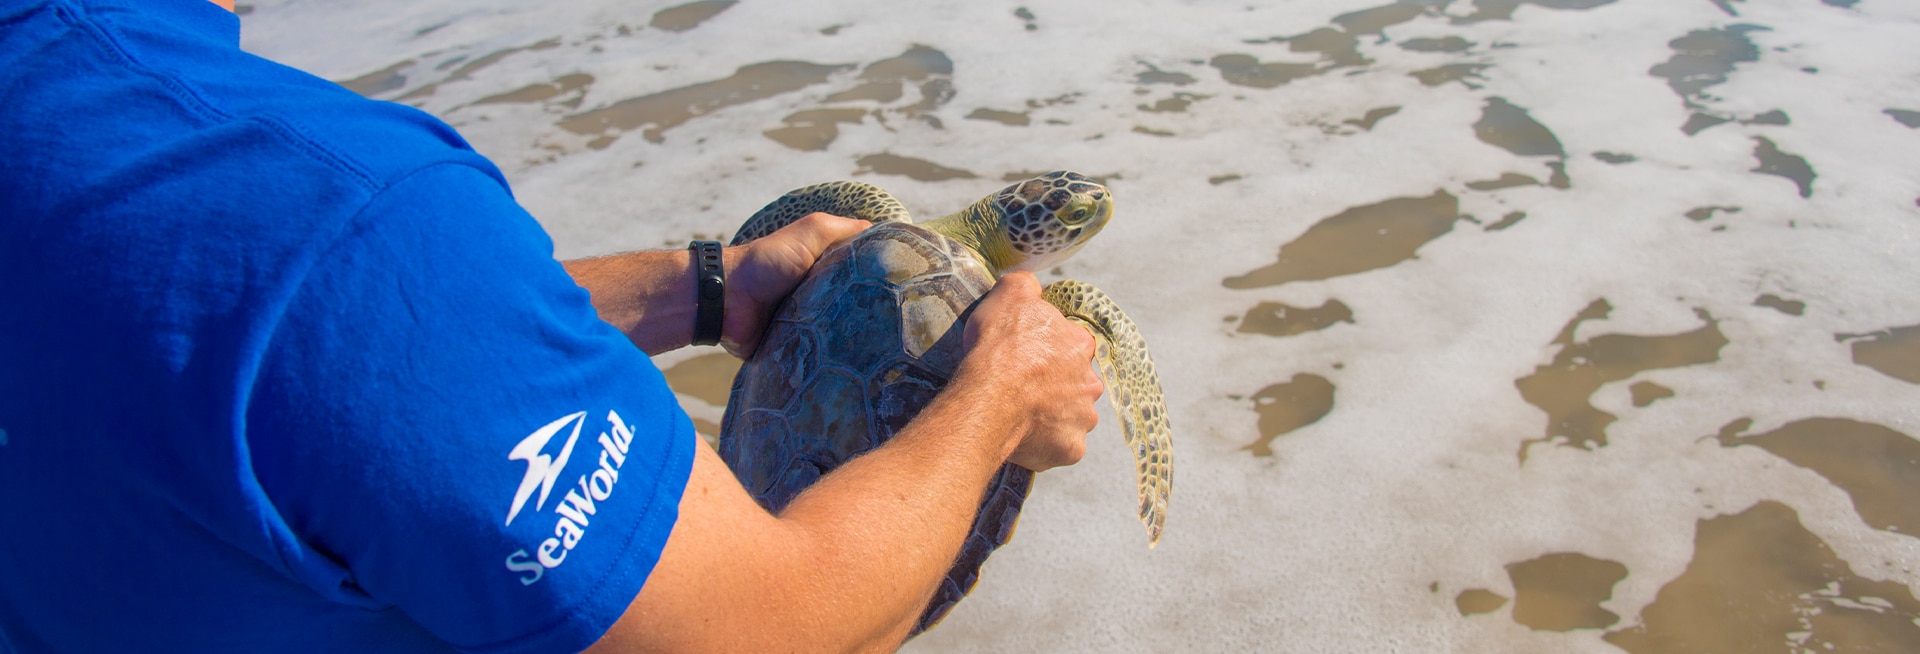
[562,250,706,355]
[604,361,1028,653]
[772,367,1026,647]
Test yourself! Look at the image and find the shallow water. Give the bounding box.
[245,0,1920,650]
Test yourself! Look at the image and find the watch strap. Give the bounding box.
[689,241,724,346]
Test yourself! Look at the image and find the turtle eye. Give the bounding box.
[1065,208,1089,224]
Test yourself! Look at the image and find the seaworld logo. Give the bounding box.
[502,410,635,586]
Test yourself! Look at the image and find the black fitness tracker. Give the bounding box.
[689,240,724,346]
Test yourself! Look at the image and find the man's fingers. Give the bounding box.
[1069,323,1098,362]
[1084,368,1105,403]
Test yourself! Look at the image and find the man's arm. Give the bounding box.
[561,213,868,358]
[563,217,1103,652]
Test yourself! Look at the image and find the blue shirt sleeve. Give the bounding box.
[244,162,694,654]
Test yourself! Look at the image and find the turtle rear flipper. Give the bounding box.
[1041,280,1173,547]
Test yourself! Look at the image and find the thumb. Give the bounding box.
[991,270,1042,298]
[780,213,872,256]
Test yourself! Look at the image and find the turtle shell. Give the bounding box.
[716,221,1034,634]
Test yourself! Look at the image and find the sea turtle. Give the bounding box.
[715,171,1172,634]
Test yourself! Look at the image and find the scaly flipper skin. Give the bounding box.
[729,180,912,246]
[1041,280,1173,546]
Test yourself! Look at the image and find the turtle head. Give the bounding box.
[979,171,1114,274]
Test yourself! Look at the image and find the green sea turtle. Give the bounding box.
[716,171,1172,633]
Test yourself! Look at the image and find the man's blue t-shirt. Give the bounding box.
[0,0,695,651]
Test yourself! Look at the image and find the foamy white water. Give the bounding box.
[244,0,1920,650]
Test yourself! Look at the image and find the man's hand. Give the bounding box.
[958,271,1104,472]
[721,213,869,358]
[562,213,866,356]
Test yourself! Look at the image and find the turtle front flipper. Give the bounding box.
[1040,280,1172,547]
[730,180,915,246]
